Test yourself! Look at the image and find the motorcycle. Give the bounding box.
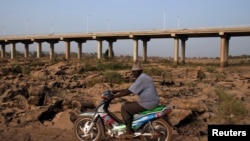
[74,90,173,141]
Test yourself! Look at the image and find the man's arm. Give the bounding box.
[112,89,132,98]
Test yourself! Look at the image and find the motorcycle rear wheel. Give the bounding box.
[74,116,102,141]
[142,118,173,141]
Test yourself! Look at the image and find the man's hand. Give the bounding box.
[107,94,114,101]
[112,90,120,94]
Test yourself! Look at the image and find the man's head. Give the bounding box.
[131,62,143,78]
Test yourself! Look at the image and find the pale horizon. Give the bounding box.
[0,0,250,58]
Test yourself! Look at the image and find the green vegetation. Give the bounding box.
[29,59,45,66]
[78,62,130,74]
[85,76,104,87]
[21,65,31,75]
[7,59,46,76]
[11,65,22,74]
[206,66,215,73]
[103,71,124,84]
[212,89,248,124]
[144,67,165,76]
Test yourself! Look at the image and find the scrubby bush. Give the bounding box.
[78,62,130,74]
[21,65,31,75]
[212,89,248,124]
[144,67,165,76]
[103,71,124,84]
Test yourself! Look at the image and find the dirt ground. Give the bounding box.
[0,57,250,141]
[0,123,207,141]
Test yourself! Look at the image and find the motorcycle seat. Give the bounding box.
[133,105,165,119]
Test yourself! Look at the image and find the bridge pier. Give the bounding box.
[36,42,42,58]
[23,41,33,58]
[180,37,188,64]
[219,32,230,67]
[142,38,150,62]
[11,43,16,60]
[65,41,70,60]
[77,42,82,60]
[97,39,103,60]
[133,39,139,62]
[49,41,59,60]
[0,43,6,58]
[107,39,116,59]
[50,42,54,60]
[171,34,179,64]
[108,41,113,58]
[76,40,86,60]
[24,43,29,58]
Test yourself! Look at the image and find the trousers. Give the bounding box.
[121,101,146,132]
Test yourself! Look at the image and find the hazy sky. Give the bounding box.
[0,0,250,58]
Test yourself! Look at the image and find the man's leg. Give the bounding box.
[121,101,145,134]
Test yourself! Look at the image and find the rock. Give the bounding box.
[169,109,192,126]
[38,100,63,123]
[51,110,73,130]
[0,59,250,141]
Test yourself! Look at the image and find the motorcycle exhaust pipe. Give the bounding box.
[134,132,153,137]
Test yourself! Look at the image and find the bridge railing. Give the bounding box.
[1,25,250,39]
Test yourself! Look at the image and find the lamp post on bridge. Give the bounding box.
[164,8,167,30]
[107,19,110,31]
[50,22,54,34]
[177,16,180,29]
[26,19,29,36]
[86,14,90,33]
[2,26,5,37]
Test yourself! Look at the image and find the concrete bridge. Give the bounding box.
[1,26,250,67]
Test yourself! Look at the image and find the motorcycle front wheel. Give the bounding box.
[142,118,173,141]
[74,116,102,141]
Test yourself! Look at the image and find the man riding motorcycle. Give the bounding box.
[110,62,160,138]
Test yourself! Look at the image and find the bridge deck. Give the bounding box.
[1,27,250,43]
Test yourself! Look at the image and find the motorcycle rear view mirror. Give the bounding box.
[101,90,114,99]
